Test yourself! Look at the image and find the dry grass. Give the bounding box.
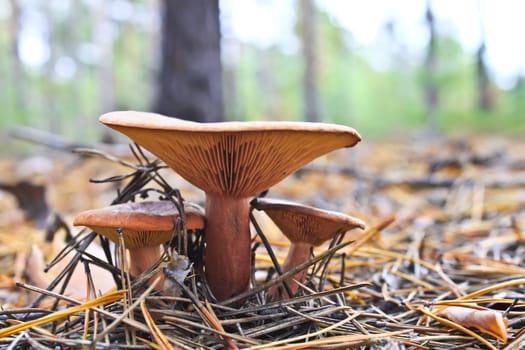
[1,135,525,349]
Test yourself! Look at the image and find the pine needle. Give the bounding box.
[0,289,126,338]
[141,300,177,350]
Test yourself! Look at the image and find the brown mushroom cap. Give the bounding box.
[99,111,361,197]
[73,201,205,249]
[252,198,366,246]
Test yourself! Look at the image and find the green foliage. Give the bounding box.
[224,7,525,139]
[229,46,302,121]
[2,1,525,149]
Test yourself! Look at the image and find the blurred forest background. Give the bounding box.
[1,0,525,152]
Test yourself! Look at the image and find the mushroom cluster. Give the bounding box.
[75,111,364,302]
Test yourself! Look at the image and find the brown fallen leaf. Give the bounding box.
[26,244,49,289]
[439,305,508,343]
[24,239,115,303]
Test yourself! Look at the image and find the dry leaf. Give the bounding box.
[25,245,48,289]
[440,305,508,343]
[24,239,115,303]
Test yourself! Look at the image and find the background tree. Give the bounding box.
[8,0,25,117]
[153,0,224,122]
[476,1,493,111]
[299,0,320,122]
[423,0,439,129]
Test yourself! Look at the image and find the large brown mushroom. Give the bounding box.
[99,111,361,301]
[73,200,205,289]
[252,197,365,298]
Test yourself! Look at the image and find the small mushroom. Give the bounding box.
[251,197,365,299]
[99,111,361,301]
[73,200,205,289]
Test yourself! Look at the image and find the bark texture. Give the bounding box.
[154,0,224,122]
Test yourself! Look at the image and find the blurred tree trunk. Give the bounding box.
[424,0,439,128]
[8,0,26,115]
[154,0,224,122]
[476,1,493,111]
[93,3,117,143]
[94,5,115,116]
[476,43,493,111]
[42,1,59,133]
[63,0,82,138]
[299,0,319,122]
[221,11,240,121]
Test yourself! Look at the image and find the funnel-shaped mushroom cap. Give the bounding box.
[73,201,205,249]
[252,198,365,246]
[100,111,361,197]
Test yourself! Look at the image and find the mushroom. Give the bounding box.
[251,197,365,298]
[73,200,205,288]
[99,111,361,301]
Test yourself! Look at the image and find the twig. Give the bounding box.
[171,278,239,350]
[249,209,293,298]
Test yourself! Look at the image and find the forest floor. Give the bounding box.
[1,132,525,349]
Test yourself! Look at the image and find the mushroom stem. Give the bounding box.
[128,245,164,287]
[205,193,251,301]
[271,242,311,298]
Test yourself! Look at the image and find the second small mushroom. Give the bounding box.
[73,200,205,289]
[252,197,365,299]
